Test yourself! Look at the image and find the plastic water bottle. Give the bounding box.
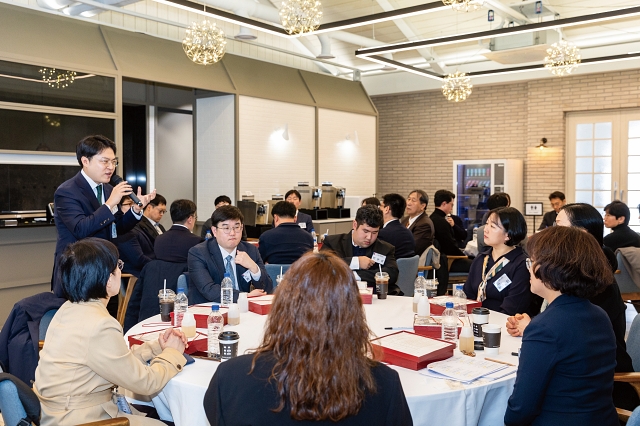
[173,287,188,327]
[311,228,318,253]
[205,230,212,240]
[414,271,427,296]
[221,273,233,307]
[207,305,224,358]
[441,302,458,342]
[452,284,468,322]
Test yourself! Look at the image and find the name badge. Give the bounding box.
[371,252,386,264]
[493,274,512,292]
[242,270,252,282]
[299,222,306,229]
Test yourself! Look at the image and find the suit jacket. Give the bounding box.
[295,211,314,233]
[154,225,203,263]
[321,231,399,291]
[378,219,416,259]
[538,210,557,230]
[259,222,314,264]
[123,260,189,333]
[137,216,164,244]
[505,295,618,426]
[34,300,185,426]
[116,226,155,277]
[429,209,465,256]
[188,239,272,304]
[400,212,434,256]
[52,172,139,297]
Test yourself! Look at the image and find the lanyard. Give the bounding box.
[476,254,511,302]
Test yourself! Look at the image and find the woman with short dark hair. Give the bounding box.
[504,226,618,426]
[463,207,533,315]
[34,238,187,426]
[203,251,413,425]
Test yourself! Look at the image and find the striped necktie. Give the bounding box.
[225,255,238,290]
[96,184,103,203]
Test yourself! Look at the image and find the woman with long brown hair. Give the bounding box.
[203,251,412,425]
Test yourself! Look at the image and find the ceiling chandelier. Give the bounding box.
[442,71,473,102]
[182,21,227,65]
[544,40,581,76]
[442,0,484,13]
[280,0,323,35]
[39,68,76,89]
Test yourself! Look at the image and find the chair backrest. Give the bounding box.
[396,255,420,296]
[626,313,640,372]
[0,373,41,425]
[39,308,58,341]
[616,250,640,294]
[265,264,291,289]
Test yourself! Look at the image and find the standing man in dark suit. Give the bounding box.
[430,190,473,272]
[285,189,314,233]
[138,193,167,243]
[52,135,156,298]
[321,205,400,294]
[259,201,314,264]
[378,193,415,259]
[155,199,203,262]
[188,205,272,304]
[400,189,434,256]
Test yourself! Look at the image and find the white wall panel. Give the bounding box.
[318,109,376,197]
[196,95,235,218]
[238,96,315,200]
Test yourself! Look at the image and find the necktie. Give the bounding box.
[96,184,103,204]
[154,224,163,235]
[225,255,238,290]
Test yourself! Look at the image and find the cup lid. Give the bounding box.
[219,331,239,340]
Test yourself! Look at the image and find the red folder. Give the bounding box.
[370,331,455,371]
[413,315,464,339]
[248,295,274,315]
[170,305,228,328]
[429,297,481,315]
[128,327,208,355]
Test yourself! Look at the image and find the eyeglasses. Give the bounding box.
[117,259,124,271]
[525,258,532,270]
[217,224,243,234]
[96,157,119,167]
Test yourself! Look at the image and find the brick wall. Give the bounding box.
[372,69,640,233]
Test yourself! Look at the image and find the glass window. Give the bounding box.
[0,59,115,112]
[0,109,114,152]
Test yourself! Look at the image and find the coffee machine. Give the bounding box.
[267,194,284,225]
[293,183,328,220]
[237,195,270,227]
[293,183,313,210]
[319,183,350,218]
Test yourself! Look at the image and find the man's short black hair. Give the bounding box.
[604,200,631,226]
[361,197,380,207]
[409,190,429,210]
[76,135,116,166]
[355,205,383,229]
[146,194,167,209]
[285,190,301,201]
[382,193,406,219]
[214,195,232,207]
[487,207,527,246]
[549,191,565,201]
[170,199,197,224]
[487,193,510,210]
[60,238,118,302]
[272,201,296,219]
[434,190,455,207]
[212,205,244,227]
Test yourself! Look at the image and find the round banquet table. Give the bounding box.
[125,296,521,426]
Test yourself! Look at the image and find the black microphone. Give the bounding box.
[110,174,143,207]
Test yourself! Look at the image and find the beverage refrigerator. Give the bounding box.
[452,159,523,230]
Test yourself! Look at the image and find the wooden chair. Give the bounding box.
[117,274,138,327]
[614,372,640,422]
[78,418,130,426]
[447,255,470,289]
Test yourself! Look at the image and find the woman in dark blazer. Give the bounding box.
[504,226,618,426]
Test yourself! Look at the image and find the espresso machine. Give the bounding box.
[319,183,350,218]
[294,183,328,220]
[237,195,270,227]
[267,194,284,225]
[294,183,313,210]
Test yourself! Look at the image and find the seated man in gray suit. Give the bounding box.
[321,205,400,294]
[188,205,272,304]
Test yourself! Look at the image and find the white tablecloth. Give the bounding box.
[125,296,521,426]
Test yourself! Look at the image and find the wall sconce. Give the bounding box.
[345,131,359,146]
[536,137,547,150]
[282,123,289,141]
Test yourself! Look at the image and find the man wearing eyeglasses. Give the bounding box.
[139,193,167,243]
[52,135,156,299]
[188,205,272,304]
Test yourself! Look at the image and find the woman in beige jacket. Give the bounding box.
[34,238,187,426]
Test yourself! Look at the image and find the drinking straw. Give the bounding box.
[280,266,283,276]
[163,279,167,296]
[379,264,382,274]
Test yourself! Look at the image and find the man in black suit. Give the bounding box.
[188,205,272,304]
[430,190,473,272]
[285,189,314,233]
[378,193,415,259]
[604,200,640,252]
[538,191,565,230]
[52,135,156,298]
[139,193,167,242]
[154,199,203,263]
[259,201,314,264]
[321,205,399,294]
[400,189,435,256]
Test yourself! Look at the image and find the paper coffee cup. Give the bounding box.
[481,324,501,355]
